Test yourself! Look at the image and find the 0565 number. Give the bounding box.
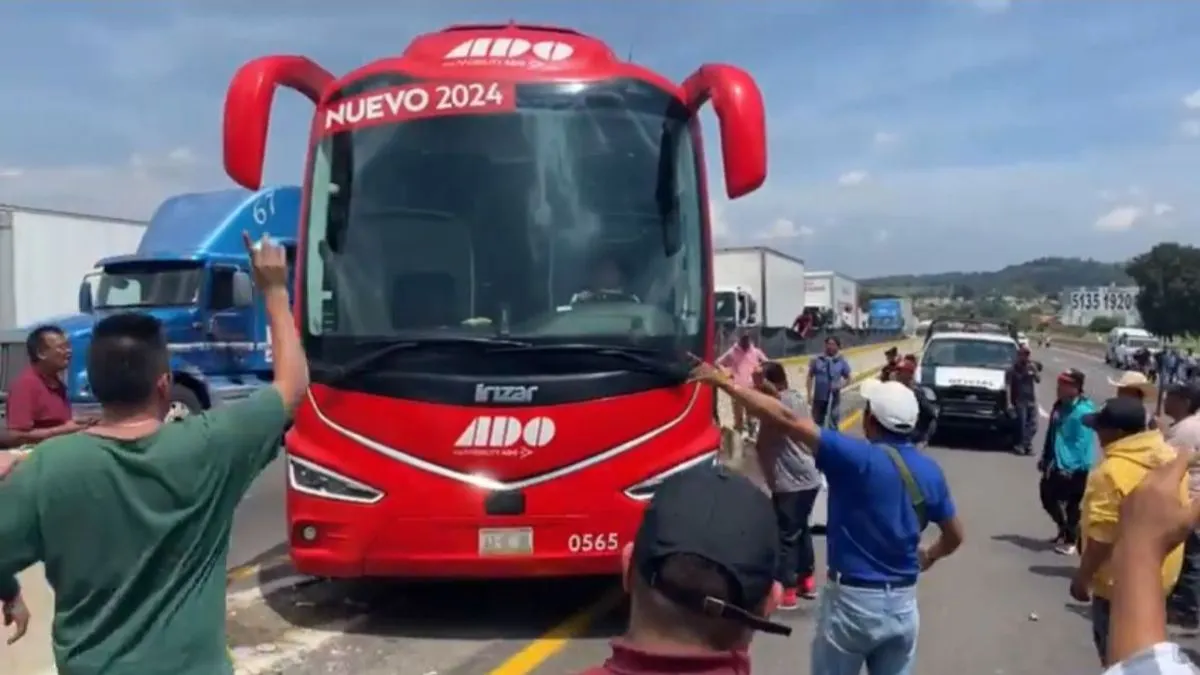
[567,532,619,553]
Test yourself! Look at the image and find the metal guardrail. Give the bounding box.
[715,325,907,360]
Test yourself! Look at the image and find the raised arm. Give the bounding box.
[191,234,311,489]
[692,361,822,453]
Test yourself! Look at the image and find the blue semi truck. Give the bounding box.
[0,186,299,420]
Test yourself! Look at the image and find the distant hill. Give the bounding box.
[862,257,1133,298]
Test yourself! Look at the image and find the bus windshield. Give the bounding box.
[303,75,706,362]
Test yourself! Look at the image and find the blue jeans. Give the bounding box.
[812,391,842,429]
[1015,401,1038,452]
[811,581,920,675]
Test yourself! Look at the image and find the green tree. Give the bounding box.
[1126,243,1200,338]
[1087,315,1121,333]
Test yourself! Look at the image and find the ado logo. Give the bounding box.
[443,38,575,64]
[454,416,556,458]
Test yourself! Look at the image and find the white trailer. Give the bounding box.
[0,205,147,331]
[804,270,860,328]
[714,246,806,329]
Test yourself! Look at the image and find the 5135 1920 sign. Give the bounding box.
[1068,289,1136,312]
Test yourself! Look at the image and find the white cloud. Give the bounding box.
[1152,202,1175,217]
[837,170,870,187]
[1094,205,1143,232]
[1181,119,1200,138]
[0,147,221,218]
[1184,89,1200,110]
[756,218,814,240]
[872,131,900,147]
[874,229,890,244]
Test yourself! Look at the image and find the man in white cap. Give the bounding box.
[1109,371,1158,430]
[689,363,964,675]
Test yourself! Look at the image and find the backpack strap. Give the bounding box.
[881,444,928,530]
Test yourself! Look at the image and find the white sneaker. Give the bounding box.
[1055,543,1077,556]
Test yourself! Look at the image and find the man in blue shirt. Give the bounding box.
[807,336,852,429]
[691,363,964,675]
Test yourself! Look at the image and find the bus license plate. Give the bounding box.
[478,528,533,556]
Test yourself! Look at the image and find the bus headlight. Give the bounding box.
[287,456,384,504]
[623,451,720,501]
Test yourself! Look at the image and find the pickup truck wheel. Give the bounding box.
[166,384,203,422]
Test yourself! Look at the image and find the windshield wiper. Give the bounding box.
[487,343,689,381]
[319,336,533,384]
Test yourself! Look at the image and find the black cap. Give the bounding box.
[633,463,791,636]
[1084,397,1148,433]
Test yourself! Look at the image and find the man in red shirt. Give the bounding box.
[580,464,790,675]
[5,325,85,445]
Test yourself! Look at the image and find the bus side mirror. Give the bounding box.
[78,281,93,314]
[232,271,254,308]
[682,64,765,199]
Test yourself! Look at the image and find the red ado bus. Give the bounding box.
[222,23,766,578]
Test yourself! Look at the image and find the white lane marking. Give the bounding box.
[1039,406,1050,419]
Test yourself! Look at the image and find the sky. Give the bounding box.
[1,0,1200,278]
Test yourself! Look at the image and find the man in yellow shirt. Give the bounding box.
[1073,396,1188,666]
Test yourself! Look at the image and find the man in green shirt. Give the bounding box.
[0,233,308,674]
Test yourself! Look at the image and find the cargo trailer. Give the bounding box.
[714,246,806,329]
[0,205,146,332]
[804,270,859,328]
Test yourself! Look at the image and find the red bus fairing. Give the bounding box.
[221,24,765,578]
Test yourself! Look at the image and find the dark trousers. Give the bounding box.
[1039,469,1088,543]
[1169,531,1200,620]
[1015,401,1038,452]
[811,392,842,429]
[773,488,820,588]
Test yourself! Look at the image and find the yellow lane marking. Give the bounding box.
[487,369,877,674]
[777,338,914,366]
[225,553,291,586]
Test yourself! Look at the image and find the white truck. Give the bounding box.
[804,271,859,328]
[0,205,147,332]
[714,246,806,329]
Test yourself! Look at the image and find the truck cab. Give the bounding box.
[0,187,299,420]
[714,285,759,329]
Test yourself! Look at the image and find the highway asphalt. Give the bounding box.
[218,344,1200,674]
[218,341,909,675]
[532,345,1200,674]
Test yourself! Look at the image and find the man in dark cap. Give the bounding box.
[578,464,790,674]
[1074,396,1186,665]
[880,346,901,382]
[1039,369,1097,555]
[1007,345,1041,455]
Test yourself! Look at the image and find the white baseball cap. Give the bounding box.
[859,379,920,434]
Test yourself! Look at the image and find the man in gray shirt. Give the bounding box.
[753,361,823,610]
